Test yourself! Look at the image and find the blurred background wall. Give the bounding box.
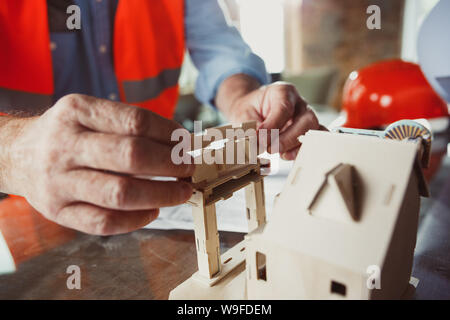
[176,0,441,128]
[284,0,405,109]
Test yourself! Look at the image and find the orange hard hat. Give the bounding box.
[341,59,448,129]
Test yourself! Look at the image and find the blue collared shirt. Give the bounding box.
[50,0,269,107]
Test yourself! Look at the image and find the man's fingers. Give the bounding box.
[276,108,319,154]
[56,203,159,235]
[74,132,194,177]
[63,170,193,210]
[259,88,297,131]
[259,84,308,130]
[280,119,325,160]
[60,94,182,145]
[258,85,309,153]
[281,146,300,161]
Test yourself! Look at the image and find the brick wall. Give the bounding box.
[285,0,405,109]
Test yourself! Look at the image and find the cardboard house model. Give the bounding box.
[170,120,430,300]
[245,124,430,299]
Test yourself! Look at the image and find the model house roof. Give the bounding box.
[264,130,424,274]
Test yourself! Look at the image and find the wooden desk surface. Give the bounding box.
[0,218,242,299]
[0,159,449,300]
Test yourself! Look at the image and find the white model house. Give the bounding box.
[245,130,428,299]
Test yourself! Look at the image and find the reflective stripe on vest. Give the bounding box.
[0,0,185,119]
[123,68,181,103]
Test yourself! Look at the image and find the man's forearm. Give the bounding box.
[0,116,30,194]
[215,73,261,122]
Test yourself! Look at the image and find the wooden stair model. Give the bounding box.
[169,121,267,299]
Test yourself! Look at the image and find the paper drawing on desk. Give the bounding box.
[0,230,15,275]
[145,155,293,233]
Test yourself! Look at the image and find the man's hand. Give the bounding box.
[216,74,323,160]
[1,94,194,235]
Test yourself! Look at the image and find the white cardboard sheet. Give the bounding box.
[0,230,15,275]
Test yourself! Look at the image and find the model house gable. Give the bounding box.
[307,163,359,223]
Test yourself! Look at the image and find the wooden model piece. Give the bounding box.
[169,121,266,299]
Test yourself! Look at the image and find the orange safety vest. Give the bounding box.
[0,0,185,119]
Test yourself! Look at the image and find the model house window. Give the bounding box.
[330,280,347,296]
[256,252,267,281]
